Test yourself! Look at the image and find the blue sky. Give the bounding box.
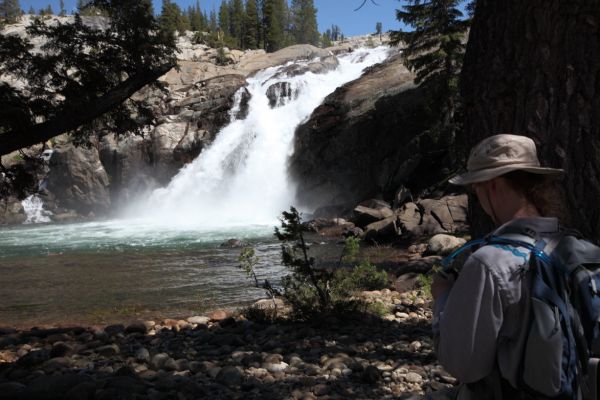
[20,0,405,37]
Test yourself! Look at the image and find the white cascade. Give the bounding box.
[135,47,391,228]
[22,194,52,224]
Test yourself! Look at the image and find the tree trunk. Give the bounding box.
[460,0,600,241]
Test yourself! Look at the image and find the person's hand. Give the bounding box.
[431,272,455,301]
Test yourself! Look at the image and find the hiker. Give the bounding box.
[429,134,565,399]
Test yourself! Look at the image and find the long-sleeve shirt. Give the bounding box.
[433,217,561,396]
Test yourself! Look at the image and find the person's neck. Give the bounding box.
[498,202,540,224]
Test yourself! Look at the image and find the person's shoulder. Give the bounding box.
[469,241,531,268]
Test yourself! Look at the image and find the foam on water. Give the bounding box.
[130,47,391,228]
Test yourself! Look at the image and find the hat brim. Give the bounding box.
[449,165,564,186]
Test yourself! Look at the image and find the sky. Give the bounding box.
[20,0,406,37]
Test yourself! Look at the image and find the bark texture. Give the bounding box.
[461,0,600,241]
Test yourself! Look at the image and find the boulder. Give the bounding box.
[426,234,467,256]
[238,44,336,75]
[266,81,299,108]
[46,145,111,215]
[0,197,26,225]
[363,216,399,243]
[419,195,468,233]
[352,205,394,228]
[290,51,442,209]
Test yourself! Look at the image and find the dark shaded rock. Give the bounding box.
[362,365,382,384]
[64,382,96,400]
[96,344,120,357]
[266,81,299,108]
[352,205,394,228]
[216,366,243,387]
[104,324,125,336]
[125,321,148,335]
[393,272,421,293]
[50,343,74,358]
[363,216,399,243]
[25,374,92,400]
[219,239,249,248]
[16,350,49,368]
[0,382,26,400]
[47,145,110,216]
[290,51,449,210]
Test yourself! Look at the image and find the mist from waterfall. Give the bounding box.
[132,47,391,228]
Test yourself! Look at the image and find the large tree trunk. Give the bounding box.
[460,0,600,241]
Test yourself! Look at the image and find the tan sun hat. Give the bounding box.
[449,134,563,186]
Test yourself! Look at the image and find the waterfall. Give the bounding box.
[135,47,391,228]
[22,194,52,224]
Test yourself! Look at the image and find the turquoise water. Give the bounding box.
[0,220,286,327]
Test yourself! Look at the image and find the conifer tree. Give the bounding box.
[0,0,21,24]
[290,0,319,46]
[244,0,259,49]
[218,0,230,36]
[262,0,286,51]
[209,8,218,32]
[27,5,34,15]
[390,0,469,136]
[159,0,188,36]
[59,0,66,16]
[230,0,244,47]
[375,21,382,39]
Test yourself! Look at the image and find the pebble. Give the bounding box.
[1,288,448,399]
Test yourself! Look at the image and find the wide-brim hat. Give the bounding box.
[449,134,564,186]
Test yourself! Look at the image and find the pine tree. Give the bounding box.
[59,0,66,16]
[375,21,382,39]
[45,4,53,15]
[244,0,259,49]
[321,31,332,47]
[209,8,217,32]
[0,0,21,24]
[218,0,230,36]
[262,0,285,51]
[77,0,106,16]
[230,0,244,48]
[27,5,34,15]
[188,1,204,32]
[290,0,319,46]
[159,0,188,36]
[390,0,469,135]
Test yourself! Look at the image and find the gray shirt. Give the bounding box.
[433,217,561,394]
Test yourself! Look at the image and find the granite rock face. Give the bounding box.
[289,51,451,211]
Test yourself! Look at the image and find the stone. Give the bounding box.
[50,343,74,358]
[312,383,331,396]
[125,321,148,334]
[209,310,228,322]
[104,324,125,336]
[215,366,243,387]
[262,361,289,373]
[135,347,151,363]
[151,353,171,370]
[405,372,423,384]
[352,205,394,228]
[96,344,120,357]
[187,316,210,325]
[364,216,399,243]
[426,234,467,256]
[362,365,382,384]
[46,145,111,216]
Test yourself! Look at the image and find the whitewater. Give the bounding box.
[130,46,391,228]
[1,46,392,325]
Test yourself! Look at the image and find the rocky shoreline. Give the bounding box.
[0,289,455,400]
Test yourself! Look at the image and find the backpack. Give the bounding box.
[441,229,600,400]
